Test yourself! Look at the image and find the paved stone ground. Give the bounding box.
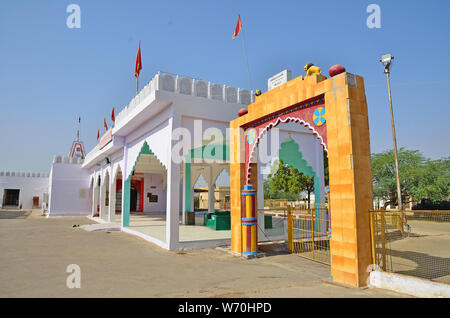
[0,210,409,298]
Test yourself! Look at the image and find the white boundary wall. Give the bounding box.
[369,271,450,298]
[0,171,49,209]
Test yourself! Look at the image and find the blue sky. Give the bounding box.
[0,0,449,173]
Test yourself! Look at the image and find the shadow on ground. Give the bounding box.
[258,241,290,256]
[0,210,31,219]
[388,249,450,282]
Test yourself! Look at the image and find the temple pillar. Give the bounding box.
[166,116,180,250]
[207,167,214,213]
[241,185,257,256]
[122,144,129,227]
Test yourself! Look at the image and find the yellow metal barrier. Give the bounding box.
[264,199,311,209]
[290,203,330,265]
[287,205,293,253]
[260,204,331,265]
[370,210,450,283]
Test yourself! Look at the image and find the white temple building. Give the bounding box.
[1,71,326,251]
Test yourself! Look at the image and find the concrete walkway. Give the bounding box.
[102,212,232,243]
[0,210,409,297]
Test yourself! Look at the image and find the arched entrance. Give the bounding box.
[108,165,123,222]
[92,175,101,217]
[123,141,167,229]
[89,176,94,216]
[230,72,373,287]
[130,186,138,211]
[100,170,110,221]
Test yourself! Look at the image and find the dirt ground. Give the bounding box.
[385,219,450,283]
[0,210,408,298]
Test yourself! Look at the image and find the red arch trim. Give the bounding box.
[244,103,328,184]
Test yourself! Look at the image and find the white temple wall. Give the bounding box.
[47,158,90,217]
[0,172,49,209]
[181,117,229,148]
[143,173,167,213]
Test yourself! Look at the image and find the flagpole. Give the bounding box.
[240,21,253,91]
[136,75,139,95]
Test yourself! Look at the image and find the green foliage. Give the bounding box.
[264,159,315,202]
[411,157,450,201]
[323,150,329,186]
[371,148,449,207]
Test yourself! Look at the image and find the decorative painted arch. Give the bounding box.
[123,141,166,227]
[244,95,327,183]
[129,141,167,175]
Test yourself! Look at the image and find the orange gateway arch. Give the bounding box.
[229,71,373,287]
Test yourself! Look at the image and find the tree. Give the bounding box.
[371,148,449,208]
[288,171,314,207]
[410,157,450,201]
[264,159,315,206]
[323,150,329,186]
[372,148,424,208]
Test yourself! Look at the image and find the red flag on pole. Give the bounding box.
[104,118,108,131]
[232,14,242,39]
[97,129,100,140]
[135,40,142,78]
[111,107,115,123]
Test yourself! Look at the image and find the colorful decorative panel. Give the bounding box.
[243,95,326,183]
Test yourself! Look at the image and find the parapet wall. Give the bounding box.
[115,72,254,126]
[52,155,84,165]
[0,156,84,178]
[0,171,49,178]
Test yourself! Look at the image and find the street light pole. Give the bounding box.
[381,54,403,210]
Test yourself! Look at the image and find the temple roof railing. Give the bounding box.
[114,72,254,127]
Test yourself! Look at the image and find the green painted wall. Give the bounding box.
[184,161,191,212]
[278,138,321,204]
[278,139,324,230]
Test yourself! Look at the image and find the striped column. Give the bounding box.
[241,184,257,256]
